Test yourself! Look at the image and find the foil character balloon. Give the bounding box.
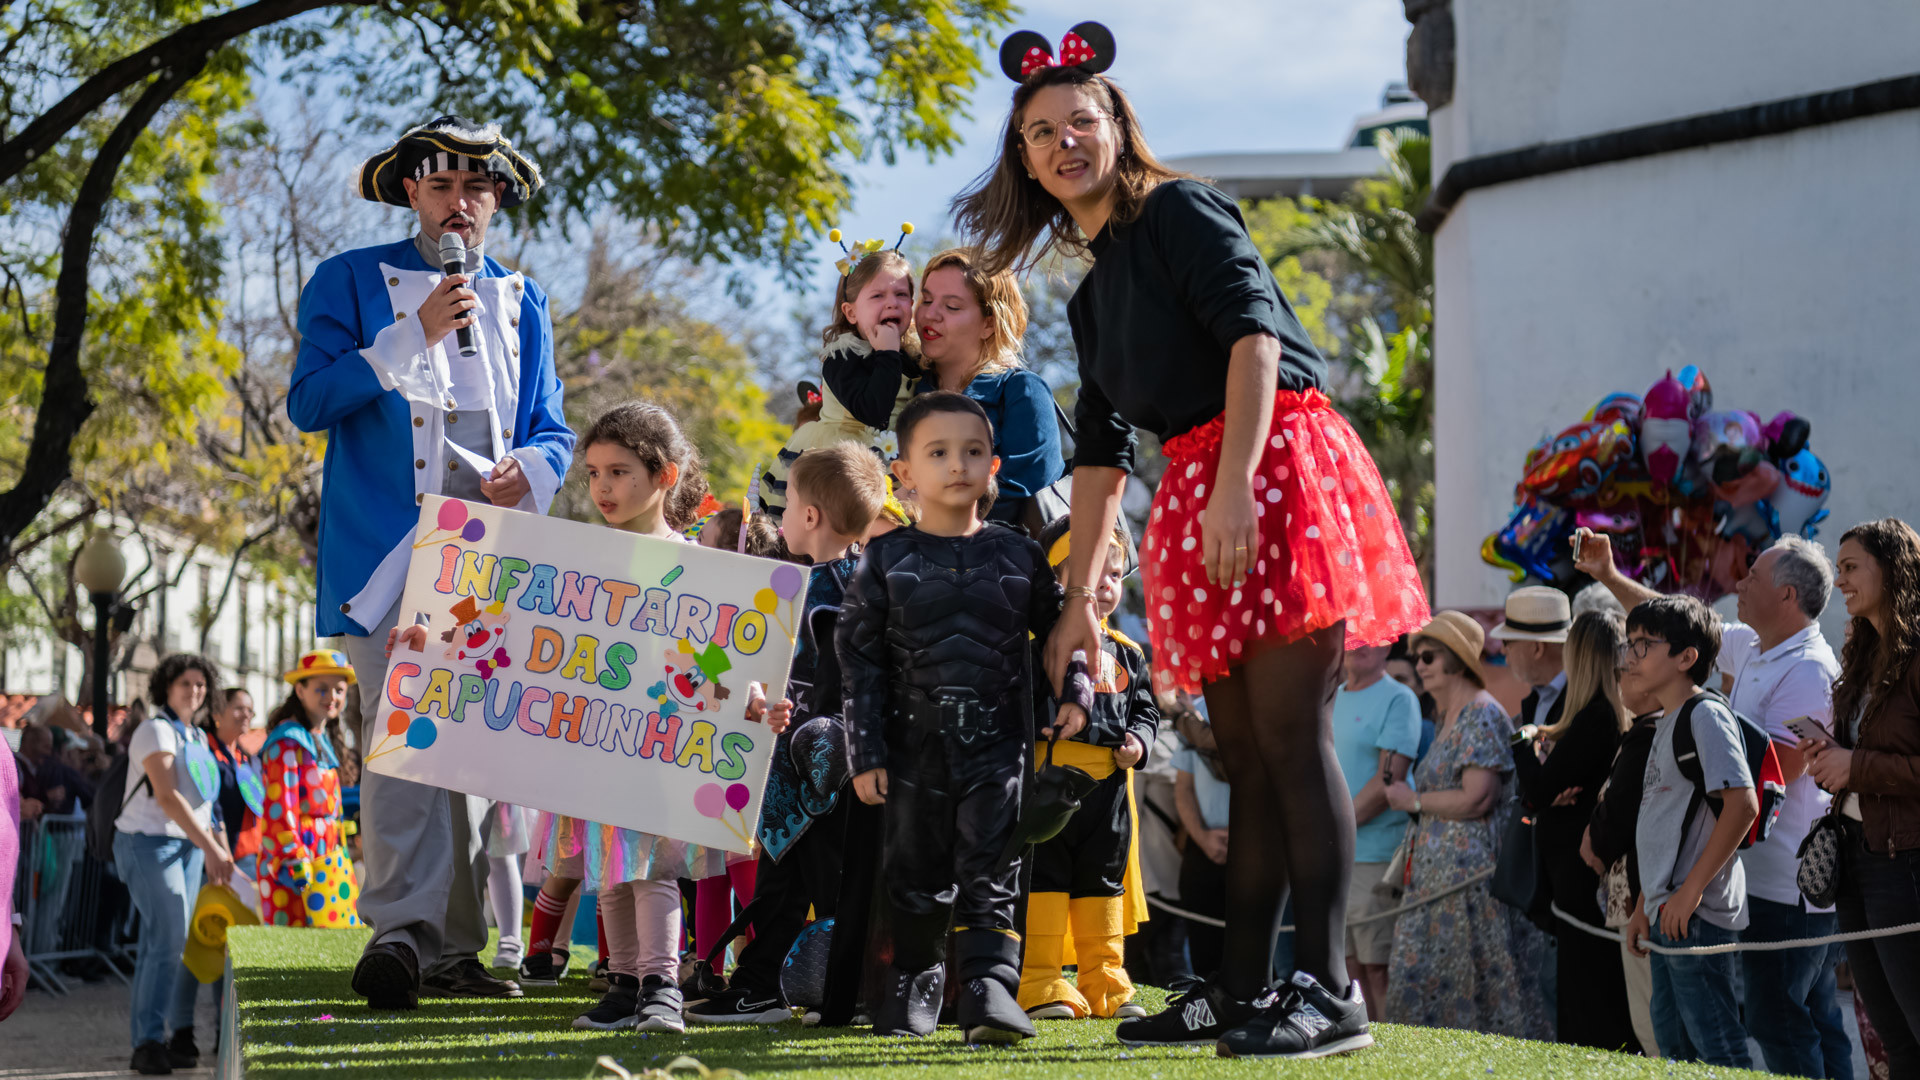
[1520,418,1635,504]
[1712,460,1780,508]
[1764,412,1811,464]
[1641,372,1693,488]
[1675,364,1713,421]
[1586,392,1644,428]
[1576,507,1642,533]
[1766,448,1832,539]
[1719,498,1775,548]
[1693,410,1762,464]
[1484,497,1574,583]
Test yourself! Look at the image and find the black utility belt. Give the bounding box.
[891,684,1016,746]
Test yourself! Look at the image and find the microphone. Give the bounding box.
[438,231,478,357]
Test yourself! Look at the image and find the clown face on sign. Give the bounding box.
[648,639,734,716]
[440,595,512,679]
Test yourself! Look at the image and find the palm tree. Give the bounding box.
[1253,129,1436,587]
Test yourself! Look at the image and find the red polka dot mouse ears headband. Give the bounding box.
[998,20,1116,82]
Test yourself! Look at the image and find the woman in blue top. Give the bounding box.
[912,248,1061,524]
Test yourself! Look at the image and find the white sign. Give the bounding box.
[365,496,802,853]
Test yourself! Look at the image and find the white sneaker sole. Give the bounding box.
[1217,1032,1375,1059]
[1026,1003,1078,1020]
[687,1008,793,1025]
[1116,1033,1220,1047]
[571,1014,639,1031]
[635,1015,688,1034]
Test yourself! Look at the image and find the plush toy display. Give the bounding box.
[1483,368,1832,601]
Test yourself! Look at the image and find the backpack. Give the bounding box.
[85,750,151,865]
[1670,689,1786,850]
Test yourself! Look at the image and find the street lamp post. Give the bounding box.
[75,530,127,741]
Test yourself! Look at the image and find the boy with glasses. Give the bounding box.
[1621,596,1758,1068]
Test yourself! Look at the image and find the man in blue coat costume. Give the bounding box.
[288,116,574,1009]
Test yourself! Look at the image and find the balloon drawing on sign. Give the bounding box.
[694,783,727,819]
[405,717,438,749]
[461,519,486,543]
[753,588,778,614]
[770,563,804,599]
[387,711,410,737]
[726,783,751,812]
[438,500,468,532]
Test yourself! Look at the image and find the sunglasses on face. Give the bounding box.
[1415,650,1443,666]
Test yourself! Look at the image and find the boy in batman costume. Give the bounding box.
[838,392,1093,1044]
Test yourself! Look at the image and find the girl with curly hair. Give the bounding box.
[1806,518,1920,1076]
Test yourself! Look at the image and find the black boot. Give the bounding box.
[871,963,945,1037]
[954,929,1035,1044]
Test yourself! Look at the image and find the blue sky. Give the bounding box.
[759,0,1410,308]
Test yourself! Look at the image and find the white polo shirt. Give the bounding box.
[1717,622,1839,910]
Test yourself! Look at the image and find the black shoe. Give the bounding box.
[130,1042,173,1075]
[1114,978,1258,1047]
[166,1028,199,1069]
[352,941,421,1010]
[1217,971,1374,1059]
[955,929,1034,1044]
[686,985,792,1025]
[517,951,568,986]
[423,957,525,998]
[572,973,641,1030]
[872,963,945,1038]
[635,974,687,1033]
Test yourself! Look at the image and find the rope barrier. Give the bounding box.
[1145,868,1496,932]
[1548,902,1920,956]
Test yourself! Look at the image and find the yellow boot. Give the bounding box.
[1017,891,1087,1017]
[1070,895,1135,1018]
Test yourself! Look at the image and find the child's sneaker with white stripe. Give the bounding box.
[1215,971,1373,1060]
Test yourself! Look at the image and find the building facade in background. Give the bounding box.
[2,517,316,722]
[1415,0,1920,639]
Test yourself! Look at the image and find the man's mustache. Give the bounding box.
[443,215,471,228]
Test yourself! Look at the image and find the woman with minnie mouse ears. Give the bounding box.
[955,21,1429,1059]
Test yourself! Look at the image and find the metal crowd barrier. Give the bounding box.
[10,811,134,994]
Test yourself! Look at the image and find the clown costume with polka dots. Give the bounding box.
[256,649,362,928]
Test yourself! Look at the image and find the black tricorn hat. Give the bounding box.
[356,115,544,209]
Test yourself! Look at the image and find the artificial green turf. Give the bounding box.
[230,926,1763,1080]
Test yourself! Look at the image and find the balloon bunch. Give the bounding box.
[1483,366,1832,601]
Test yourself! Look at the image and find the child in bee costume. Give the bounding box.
[1017,516,1159,1020]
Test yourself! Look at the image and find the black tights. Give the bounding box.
[1202,622,1352,1000]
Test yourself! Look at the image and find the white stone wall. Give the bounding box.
[1430,1,1920,643]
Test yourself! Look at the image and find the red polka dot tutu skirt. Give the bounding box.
[1143,389,1429,694]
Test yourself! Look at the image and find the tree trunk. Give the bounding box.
[0,60,206,563]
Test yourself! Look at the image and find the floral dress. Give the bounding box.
[257,722,361,928]
[1385,699,1550,1039]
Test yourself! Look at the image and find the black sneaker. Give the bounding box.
[1217,971,1374,1060]
[130,1042,173,1075]
[1114,979,1258,1047]
[166,1028,200,1069]
[686,986,793,1025]
[518,951,568,986]
[573,973,641,1030]
[635,974,687,1033]
[424,957,525,998]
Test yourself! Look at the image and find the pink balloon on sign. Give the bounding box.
[693,783,727,819]
[725,783,751,812]
[437,500,468,532]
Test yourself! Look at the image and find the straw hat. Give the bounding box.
[284,648,357,686]
[1413,611,1490,687]
[1489,585,1572,643]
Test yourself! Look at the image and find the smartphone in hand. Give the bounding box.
[1784,715,1835,745]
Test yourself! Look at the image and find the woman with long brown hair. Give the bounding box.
[955,24,1427,1057]
[1805,518,1920,1076]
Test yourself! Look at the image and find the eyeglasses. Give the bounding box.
[1414,650,1443,666]
[1625,637,1669,660]
[1020,111,1109,149]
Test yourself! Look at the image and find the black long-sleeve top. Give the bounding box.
[1510,697,1623,867]
[836,523,1071,775]
[821,342,916,431]
[1067,179,1328,474]
[1587,713,1661,903]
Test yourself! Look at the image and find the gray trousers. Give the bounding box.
[340,597,490,977]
